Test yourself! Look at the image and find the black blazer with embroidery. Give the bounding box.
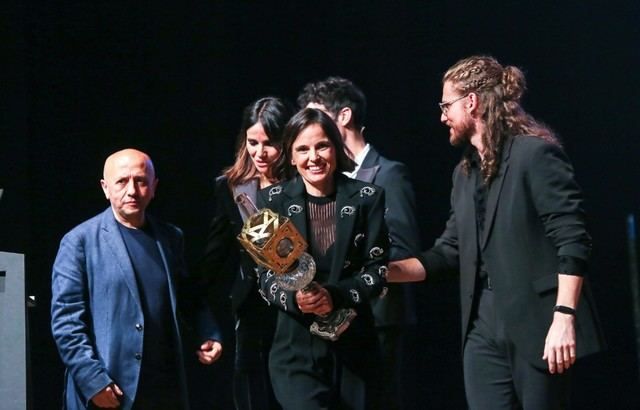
[256,174,389,321]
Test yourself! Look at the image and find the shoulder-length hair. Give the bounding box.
[282,108,356,179]
[224,97,294,187]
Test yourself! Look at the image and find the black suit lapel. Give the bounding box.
[467,168,480,251]
[282,177,308,247]
[329,176,358,284]
[355,146,380,183]
[480,138,514,249]
[356,166,379,183]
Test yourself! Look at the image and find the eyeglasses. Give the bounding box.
[438,94,468,115]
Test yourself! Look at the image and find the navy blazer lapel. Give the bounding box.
[100,209,142,310]
[329,175,358,284]
[146,215,187,382]
[480,138,514,249]
[355,147,380,183]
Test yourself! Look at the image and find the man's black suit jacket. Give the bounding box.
[419,135,604,368]
[356,146,421,327]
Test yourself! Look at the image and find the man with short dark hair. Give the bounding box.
[298,77,421,409]
[389,56,604,409]
[51,148,223,409]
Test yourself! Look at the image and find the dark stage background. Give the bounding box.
[4,1,640,408]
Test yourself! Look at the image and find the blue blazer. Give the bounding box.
[51,208,220,409]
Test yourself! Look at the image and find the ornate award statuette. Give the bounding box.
[236,193,356,341]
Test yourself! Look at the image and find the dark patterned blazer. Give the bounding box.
[256,173,389,319]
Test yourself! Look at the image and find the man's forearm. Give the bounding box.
[555,274,584,309]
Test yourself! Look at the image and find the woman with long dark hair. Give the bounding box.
[200,97,293,410]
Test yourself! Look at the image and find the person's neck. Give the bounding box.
[344,130,367,159]
[259,173,277,189]
[303,177,335,198]
[470,122,486,160]
[114,211,145,229]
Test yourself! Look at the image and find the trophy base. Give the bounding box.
[309,308,358,341]
[274,252,316,291]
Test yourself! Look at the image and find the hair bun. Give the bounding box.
[502,66,526,102]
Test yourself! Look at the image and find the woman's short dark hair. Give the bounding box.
[282,108,356,179]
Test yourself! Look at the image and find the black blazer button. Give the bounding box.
[135,353,142,360]
[135,323,143,331]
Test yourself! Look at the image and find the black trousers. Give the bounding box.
[463,288,570,410]
[376,325,403,410]
[233,305,280,410]
[132,376,184,410]
[269,314,386,410]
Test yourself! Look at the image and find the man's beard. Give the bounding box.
[449,117,475,147]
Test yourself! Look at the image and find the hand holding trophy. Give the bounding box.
[235,193,356,341]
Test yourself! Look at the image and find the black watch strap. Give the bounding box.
[553,305,576,316]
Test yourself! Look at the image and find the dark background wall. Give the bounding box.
[4,1,639,408]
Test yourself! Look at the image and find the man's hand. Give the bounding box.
[542,312,577,374]
[387,258,426,282]
[91,383,123,408]
[296,282,333,316]
[197,340,223,365]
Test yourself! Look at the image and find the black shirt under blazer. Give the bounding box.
[419,135,605,368]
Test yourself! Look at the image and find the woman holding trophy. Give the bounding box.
[255,108,390,409]
[199,97,293,410]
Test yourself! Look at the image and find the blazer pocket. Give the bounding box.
[532,274,558,295]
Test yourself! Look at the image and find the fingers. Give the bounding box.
[298,300,327,313]
[104,386,120,408]
[544,344,576,374]
[92,384,121,408]
[197,350,213,364]
[197,341,222,364]
[558,345,576,373]
[315,305,332,316]
[543,316,577,374]
[197,352,211,364]
[112,383,123,397]
[296,288,330,313]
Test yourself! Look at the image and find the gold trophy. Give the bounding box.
[236,193,356,341]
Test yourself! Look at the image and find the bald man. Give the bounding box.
[51,149,223,410]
